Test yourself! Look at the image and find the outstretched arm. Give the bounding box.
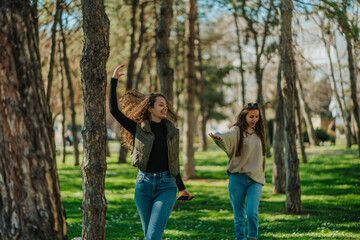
[109,64,136,136]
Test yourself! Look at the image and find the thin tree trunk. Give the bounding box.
[280,0,302,214]
[231,0,245,106]
[195,12,207,152]
[135,44,154,89]
[46,0,62,102]
[31,0,39,46]
[250,0,274,158]
[156,0,174,102]
[80,0,110,238]
[272,62,286,194]
[0,1,67,238]
[183,0,197,179]
[120,0,147,163]
[345,36,360,157]
[173,0,183,113]
[60,11,79,166]
[127,0,139,90]
[118,144,128,163]
[294,66,307,164]
[129,0,146,90]
[334,33,352,148]
[296,70,318,146]
[58,32,66,164]
[318,18,348,148]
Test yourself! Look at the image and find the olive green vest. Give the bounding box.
[130,119,180,177]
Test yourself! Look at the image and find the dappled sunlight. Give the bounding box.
[58,143,360,239]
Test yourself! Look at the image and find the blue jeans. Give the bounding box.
[228,173,262,240]
[134,170,177,240]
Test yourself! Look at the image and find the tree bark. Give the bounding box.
[272,62,286,194]
[183,0,197,179]
[80,0,110,239]
[280,0,302,214]
[156,0,174,103]
[60,6,80,166]
[0,1,67,239]
[345,36,360,157]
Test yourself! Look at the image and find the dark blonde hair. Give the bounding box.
[117,90,177,149]
[233,103,266,157]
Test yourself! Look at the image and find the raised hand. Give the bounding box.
[112,64,125,79]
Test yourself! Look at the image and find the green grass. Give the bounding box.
[58,141,360,239]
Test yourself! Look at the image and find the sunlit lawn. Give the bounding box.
[58,140,360,239]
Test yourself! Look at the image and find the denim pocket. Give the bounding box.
[136,173,145,183]
[162,175,176,183]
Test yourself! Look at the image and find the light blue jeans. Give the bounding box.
[228,173,263,240]
[134,170,177,240]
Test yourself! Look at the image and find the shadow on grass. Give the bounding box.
[59,144,360,239]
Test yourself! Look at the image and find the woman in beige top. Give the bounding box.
[209,103,266,240]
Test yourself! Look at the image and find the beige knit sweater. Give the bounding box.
[213,126,266,185]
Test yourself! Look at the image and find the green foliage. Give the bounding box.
[58,141,360,239]
[202,63,233,121]
[303,129,331,144]
[315,128,330,143]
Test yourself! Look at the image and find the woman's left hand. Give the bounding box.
[178,190,193,202]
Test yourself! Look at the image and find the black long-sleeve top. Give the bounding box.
[109,78,185,191]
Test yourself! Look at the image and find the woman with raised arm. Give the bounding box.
[209,103,266,240]
[109,64,193,240]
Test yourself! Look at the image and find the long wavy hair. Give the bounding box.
[117,90,177,150]
[233,103,266,157]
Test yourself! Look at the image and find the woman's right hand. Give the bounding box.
[208,133,223,141]
[112,64,125,79]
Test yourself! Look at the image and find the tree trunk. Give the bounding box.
[319,18,349,148]
[58,35,66,164]
[46,0,62,102]
[31,0,39,46]
[272,63,286,194]
[0,1,67,239]
[231,1,245,106]
[294,71,307,164]
[183,0,197,179]
[345,36,360,157]
[173,0,184,113]
[296,71,318,146]
[334,33,353,148]
[60,11,80,166]
[195,12,207,152]
[135,44,154,89]
[121,0,146,163]
[118,144,129,163]
[280,0,302,214]
[156,0,174,103]
[80,0,110,239]
[127,0,139,90]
